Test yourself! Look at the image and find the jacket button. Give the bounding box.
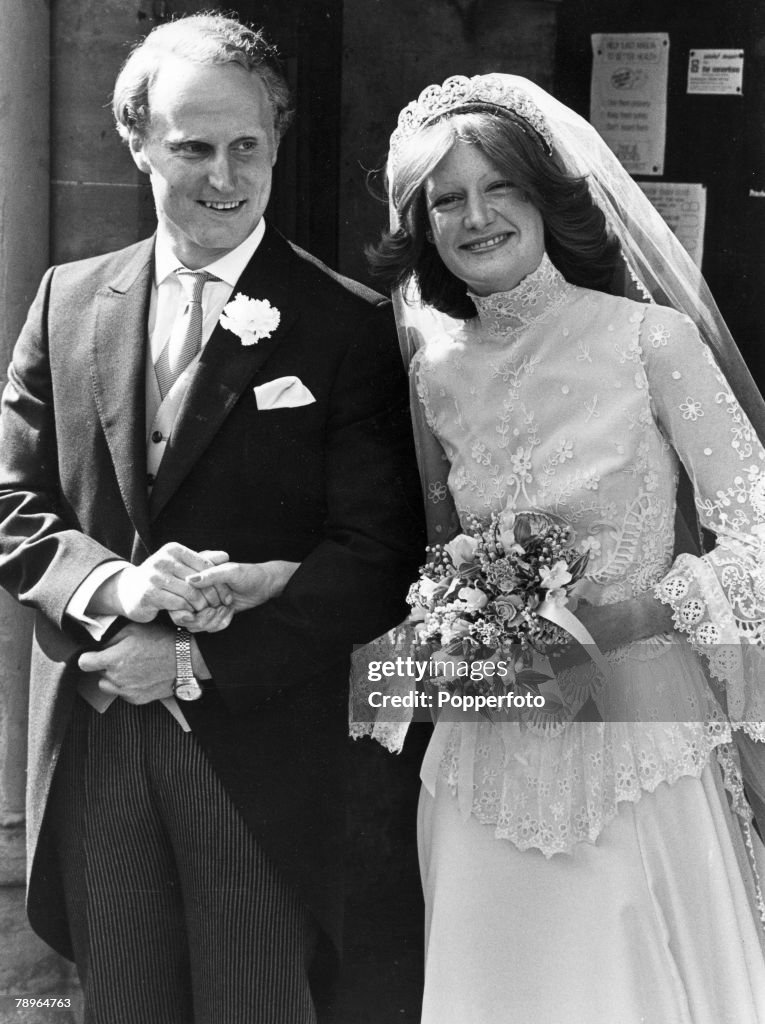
[151,430,163,443]
[147,473,155,486]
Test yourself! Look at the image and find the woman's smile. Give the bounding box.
[460,231,513,253]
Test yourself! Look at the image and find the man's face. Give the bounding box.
[129,57,278,269]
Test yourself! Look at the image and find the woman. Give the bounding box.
[185,75,765,1021]
[358,75,765,1022]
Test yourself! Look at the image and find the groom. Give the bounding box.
[0,13,423,1023]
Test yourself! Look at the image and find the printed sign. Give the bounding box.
[591,32,669,176]
[638,182,707,267]
[687,50,744,95]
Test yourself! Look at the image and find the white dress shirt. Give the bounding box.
[65,220,267,723]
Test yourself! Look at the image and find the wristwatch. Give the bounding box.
[172,626,203,701]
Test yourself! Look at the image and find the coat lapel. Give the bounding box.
[90,239,154,553]
[149,226,304,519]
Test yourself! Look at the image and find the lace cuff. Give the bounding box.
[655,542,765,741]
[349,622,420,753]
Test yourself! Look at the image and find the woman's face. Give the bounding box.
[424,140,545,296]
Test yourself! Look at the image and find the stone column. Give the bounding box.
[0,2,79,1020]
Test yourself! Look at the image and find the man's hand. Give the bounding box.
[86,543,231,622]
[170,603,235,634]
[78,621,178,704]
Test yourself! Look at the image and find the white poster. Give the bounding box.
[590,33,669,176]
[687,49,744,96]
[638,182,707,266]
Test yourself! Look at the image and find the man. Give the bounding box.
[0,14,423,1023]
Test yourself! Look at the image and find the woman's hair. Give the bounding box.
[112,13,293,145]
[368,109,622,319]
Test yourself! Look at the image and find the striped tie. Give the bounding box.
[155,269,216,400]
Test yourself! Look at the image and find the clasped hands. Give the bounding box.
[87,542,299,633]
[78,543,298,704]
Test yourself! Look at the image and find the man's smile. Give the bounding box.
[199,200,247,211]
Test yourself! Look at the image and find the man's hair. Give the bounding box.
[112,13,293,144]
[368,110,622,319]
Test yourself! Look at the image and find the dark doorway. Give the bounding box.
[235,0,344,267]
[555,0,765,384]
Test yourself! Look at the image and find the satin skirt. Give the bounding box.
[418,764,765,1024]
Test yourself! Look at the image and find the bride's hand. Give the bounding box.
[575,593,674,652]
[183,559,301,613]
[551,593,675,670]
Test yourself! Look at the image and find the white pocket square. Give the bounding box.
[253,376,316,410]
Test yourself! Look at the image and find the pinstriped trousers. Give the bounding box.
[48,697,319,1024]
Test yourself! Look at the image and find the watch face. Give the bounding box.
[174,678,203,702]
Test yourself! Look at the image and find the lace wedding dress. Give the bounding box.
[412,254,765,1023]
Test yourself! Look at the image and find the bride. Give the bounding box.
[360,75,765,1022]
[186,75,765,1022]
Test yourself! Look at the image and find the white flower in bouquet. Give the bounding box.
[539,560,573,602]
[409,603,429,623]
[418,575,444,602]
[444,534,480,568]
[440,617,472,646]
[496,508,520,553]
[456,586,489,612]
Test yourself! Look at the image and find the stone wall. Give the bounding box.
[50,0,212,263]
[0,2,83,1020]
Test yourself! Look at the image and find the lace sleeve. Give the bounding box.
[641,306,765,734]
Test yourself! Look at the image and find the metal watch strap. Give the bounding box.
[175,626,194,677]
[173,626,203,700]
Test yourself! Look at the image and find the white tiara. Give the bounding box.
[389,74,554,165]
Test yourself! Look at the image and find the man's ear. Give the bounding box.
[128,132,151,175]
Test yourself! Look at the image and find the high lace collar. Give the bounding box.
[467,253,572,340]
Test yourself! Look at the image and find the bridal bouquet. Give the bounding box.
[408,509,590,699]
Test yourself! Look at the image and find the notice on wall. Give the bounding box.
[590,33,669,176]
[638,182,707,267]
[687,49,744,95]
